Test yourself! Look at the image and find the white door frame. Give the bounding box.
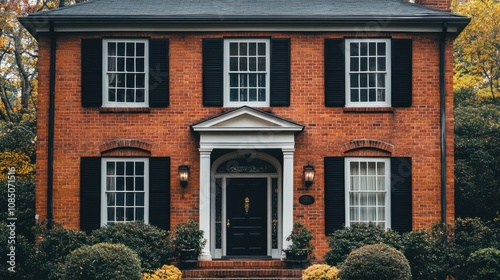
[211,152,282,259]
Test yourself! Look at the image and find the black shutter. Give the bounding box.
[391,157,412,233]
[149,39,169,107]
[325,39,345,107]
[391,39,413,107]
[270,38,290,106]
[202,39,224,106]
[80,157,101,233]
[149,157,170,230]
[325,157,345,234]
[81,39,103,107]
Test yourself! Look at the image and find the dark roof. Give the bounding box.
[20,0,470,36]
[27,0,463,19]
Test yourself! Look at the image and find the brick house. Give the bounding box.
[20,0,469,260]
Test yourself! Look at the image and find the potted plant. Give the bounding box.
[170,219,207,269]
[283,222,314,267]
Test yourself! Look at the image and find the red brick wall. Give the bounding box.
[36,31,455,259]
[415,0,451,11]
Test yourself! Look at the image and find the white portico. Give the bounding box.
[191,106,304,260]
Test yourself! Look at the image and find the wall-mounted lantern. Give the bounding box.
[303,163,315,188]
[178,165,190,188]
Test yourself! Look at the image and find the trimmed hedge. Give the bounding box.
[467,248,500,280]
[57,243,142,280]
[90,221,171,272]
[338,243,411,280]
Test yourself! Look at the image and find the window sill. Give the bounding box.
[99,107,151,114]
[343,107,394,113]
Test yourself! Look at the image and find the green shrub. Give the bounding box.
[90,221,171,272]
[57,242,142,280]
[302,264,339,280]
[32,223,88,279]
[142,264,182,280]
[0,222,35,280]
[467,248,500,280]
[402,229,443,280]
[324,223,402,266]
[170,219,206,259]
[339,243,412,280]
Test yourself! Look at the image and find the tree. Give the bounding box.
[452,0,500,101]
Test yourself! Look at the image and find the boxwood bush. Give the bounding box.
[32,223,89,280]
[57,243,142,280]
[338,243,412,280]
[467,248,500,280]
[90,221,171,272]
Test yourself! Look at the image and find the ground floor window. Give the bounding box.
[345,158,390,228]
[101,158,149,224]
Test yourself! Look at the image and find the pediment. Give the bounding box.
[191,106,304,133]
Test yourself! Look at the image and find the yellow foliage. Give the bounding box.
[452,0,500,100]
[302,264,340,280]
[142,265,182,280]
[0,151,35,181]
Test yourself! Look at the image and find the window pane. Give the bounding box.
[360,42,368,56]
[108,43,116,56]
[108,89,116,102]
[249,57,256,71]
[351,89,359,102]
[377,162,385,175]
[117,74,125,87]
[107,162,115,175]
[230,89,238,101]
[126,208,134,221]
[351,176,359,191]
[230,43,238,56]
[360,74,368,87]
[368,207,376,221]
[106,177,115,191]
[136,43,145,56]
[107,208,115,222]
[249,42,256,55]
[240,43,247,55]
[377,73,386,87]
[116,207,124,221]
[137,58,144,72]
[108,57,116,71]
[377,89,385,102]
[136,74,145,88]
[108,74,117,87]
[126,177,134,191]
[230,57,238,71]
[239,57,247,71]
[377,177,385,191]
[106,193,115,206]
[360,162,367,175]
[350,58,359,71]
[126,43,135,56]
[369,57,376,71]
[117,89,125,102]
[126,58,135,72]
[369,73,376,87]
[240,74,247,87]
[230,74,238,87]
[117,193,124,206]
[360,89,368,102]
[116,162,124,175]
[369,89,376,102]
[117,57,125,71]
[368,162,376,175]
[360,57,367,71]
[126,89,134,102]
[350,162,359,175]
[126,162,134,175]
[258,43,266,55]
[136,208,144,221]
[350,193,358,205]
[126,193,134,206]
[135,177,144,191]
[258,57,266,71]
[117,43,125,56]
[249,89,257,101]
[350,42,359,56]
[135,162,144,175]
[240,89,248,101]
[378,57,386,71]
[369,42,376,56]
[136,193,144,206]
[249,74,257,87]
[258,74,266,87]
[116,177,124,191]
[258,89,266,101]
[377,42,386,55]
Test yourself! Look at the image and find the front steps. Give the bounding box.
[181,259,303,280]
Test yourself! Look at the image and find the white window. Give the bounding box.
[345,39,391,107]
[345,158,390,229]
[103,39,149,107]
[101,158,149,225]
[224,39,270,107]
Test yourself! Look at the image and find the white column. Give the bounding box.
[282,148,294,253]
[199,148,212,261]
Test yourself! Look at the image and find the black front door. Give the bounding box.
[226,178,268,256]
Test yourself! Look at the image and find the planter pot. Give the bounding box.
[179,249,198,269]
[284,249,309,268]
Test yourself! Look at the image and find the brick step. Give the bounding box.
[180,260,302,279]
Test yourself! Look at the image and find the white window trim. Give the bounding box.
[345,38,391,108]
[345,157,391,229]
[223,38,271,108]
[102,39,149,108]
[100,158,149,226]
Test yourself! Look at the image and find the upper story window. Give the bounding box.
[224,39,270,107]
[103,39,149,107]
[325,38,412,108]
[101,158,149,225]
[345,39,391,107]
[81,38,169,109]
[202,38,290,108]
